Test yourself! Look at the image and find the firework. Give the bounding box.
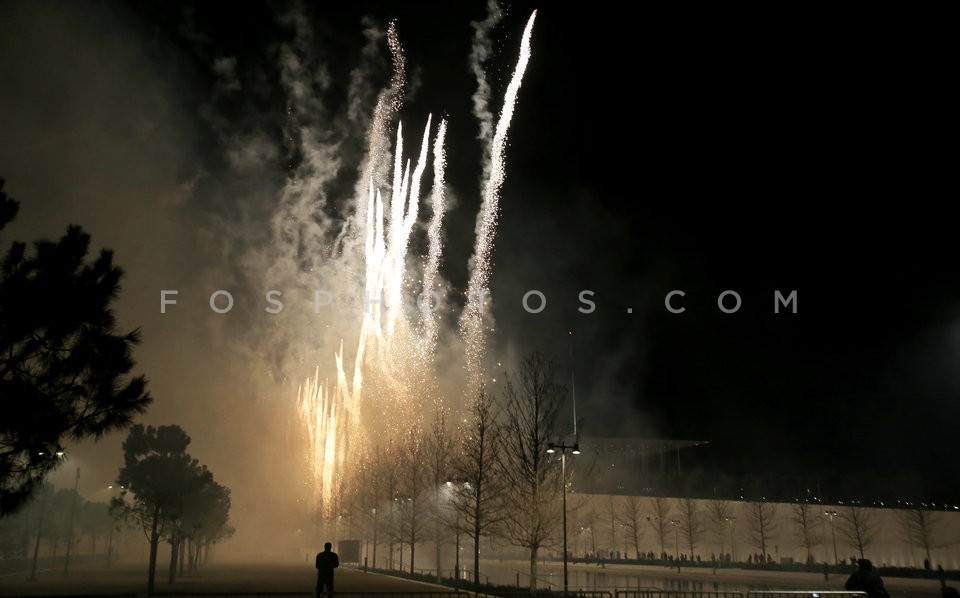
[296,10,537,519]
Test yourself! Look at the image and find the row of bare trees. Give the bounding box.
[338,353,569,588]
[326,352,949,587]
[0,483,123,561]
[560,495,945,568]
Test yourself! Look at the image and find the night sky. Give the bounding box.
[1,0,957,530]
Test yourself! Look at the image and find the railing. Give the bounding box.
[615,592,743,598]
[150,593,474,598]
[485,592,614,598]
[612,591,868,598]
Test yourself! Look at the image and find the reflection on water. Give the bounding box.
[481,564,775,594]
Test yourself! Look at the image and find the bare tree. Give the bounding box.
[425,409,453,580]
[350,448,374,567]
[451,390,503,586]
[677,497,705,558]
[745,501,777,563]
[791,503,822,565]
[498,353,565,589]
[705,499,732,561]
[574,506,600,557]
[647,497,672,559]
[618,495,644,559]
[372,446,400,569]
[398,427,427,573]
[601,495,618,558]
[839,506,875,560]
[895,508,941,566]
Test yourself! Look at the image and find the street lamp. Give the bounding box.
[443,481,460,584]
[547,440,580,594]
[30,449,66,581]
[724,516,737,563]
[106,483,124,569]
[824,509,839,565]
[63,467,80,575]
[371,507,378,570]
[669,519,681,571]
[445,479,470,587]
[28,488,49,582]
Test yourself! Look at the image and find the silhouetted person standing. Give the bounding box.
[845,559,888,598]
[939,565,959,598]
[315,542,339,597]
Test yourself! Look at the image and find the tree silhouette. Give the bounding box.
[745,501,778,563]
[424,408,453,582]
[617,495,645,559]
[839,506,876,560]
[647,497,672,559]
[895,507,941,567]
[705,499,733,561]
[112,424,198,593]
[451,389,503,586]
[180,478,232,570]
[498,353,565,589]
[791,502,822,565]
[678,497,705,558]
[0,179,151,514]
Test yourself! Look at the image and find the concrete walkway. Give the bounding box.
[0,563,452,596]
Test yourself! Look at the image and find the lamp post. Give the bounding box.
[824,510,839,565]
[669,519,681,571]
[724,516,737,563]
[28,487,49,581]
[371,507,378,570]
[547,440,580,594]
[28,450,65,580]
[454,511,461,584]
[444,480,466,587]
[106,484,124,569]
[63,467,80,575]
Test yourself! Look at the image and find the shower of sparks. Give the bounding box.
[461,11,537,395]
[296,11,535,519]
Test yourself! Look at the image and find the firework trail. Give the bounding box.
[461,11,538,395]
[420,120,448,362]
[293,9,535,518]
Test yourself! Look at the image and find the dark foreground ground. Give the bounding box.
[0,563,447,596]
[0,560,948,597]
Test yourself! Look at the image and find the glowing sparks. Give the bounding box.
[420,119,448,360]
[296,11,535,519]
[461,10,538,394]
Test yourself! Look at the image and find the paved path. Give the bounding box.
[0,563,450,596]
[0,560,947,597]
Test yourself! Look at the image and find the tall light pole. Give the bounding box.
[63,466,80,575]
[371,507,378,569]
[724,516,737,563]
[454,509,461,585]
[669,519,681,571]
[444,480,465,587]
[824,509,839,565]
[547,440,580,594]
[29,449,65,581]
[29,486,49,581]
[106,484,124,569]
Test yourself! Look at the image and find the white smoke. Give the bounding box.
[470,0,505,157]
[202,1,536,524]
